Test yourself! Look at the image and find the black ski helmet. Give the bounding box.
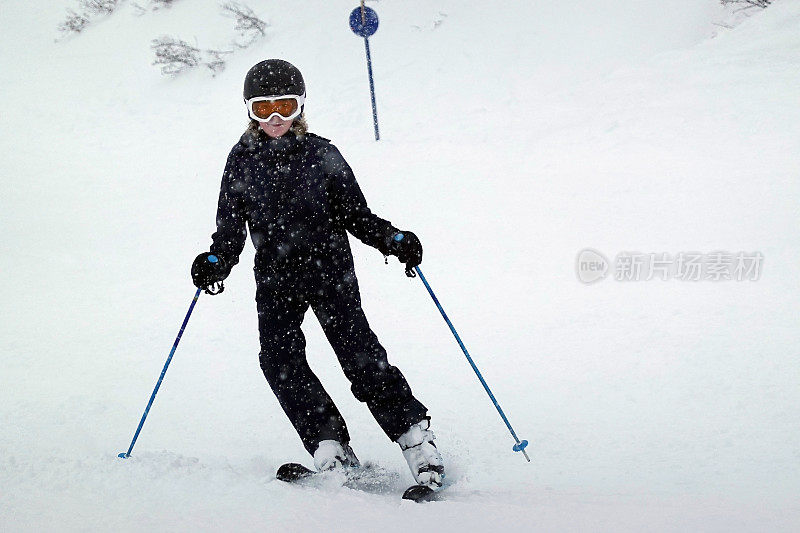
[243,59,305,101]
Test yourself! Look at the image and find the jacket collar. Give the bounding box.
[240,129,305,158]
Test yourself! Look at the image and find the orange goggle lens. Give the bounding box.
[251,98,299,120]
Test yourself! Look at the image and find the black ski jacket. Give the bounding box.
[209,130,398,282]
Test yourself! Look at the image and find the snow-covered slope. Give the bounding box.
[2,1,799,531]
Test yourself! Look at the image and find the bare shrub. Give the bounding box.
[130,0,178,13]
[150,0,179,10]
[57,0,121,36]
[58,9,90,34]
[720,0,772,9]
[221,1,268,47]
[81,0,120,16]
[151,37,202,75]
[149,1,267,77]
[152,37,234,76]
[204,49,233,75]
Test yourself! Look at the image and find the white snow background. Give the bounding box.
[1,1,799,531]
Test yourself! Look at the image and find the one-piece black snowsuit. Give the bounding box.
[209,129,427,454]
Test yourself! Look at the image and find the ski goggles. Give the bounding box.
[246,94,305,121]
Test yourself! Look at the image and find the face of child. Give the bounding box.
[259,115,293,138]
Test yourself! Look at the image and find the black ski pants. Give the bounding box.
[256,262,427,455]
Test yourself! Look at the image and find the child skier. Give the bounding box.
[191,59,444,491]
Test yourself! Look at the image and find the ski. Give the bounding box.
[401,484,436,502]
[275,462,440,502]
[276,462,315,482]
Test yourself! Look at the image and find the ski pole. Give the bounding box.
[118,286,203,458]
[406,256,530,462]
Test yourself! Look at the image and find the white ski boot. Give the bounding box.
[396,419,444,490]
[313,440,360,472]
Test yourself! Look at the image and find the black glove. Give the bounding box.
[387,230,423,276]
[191,252,229,294]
